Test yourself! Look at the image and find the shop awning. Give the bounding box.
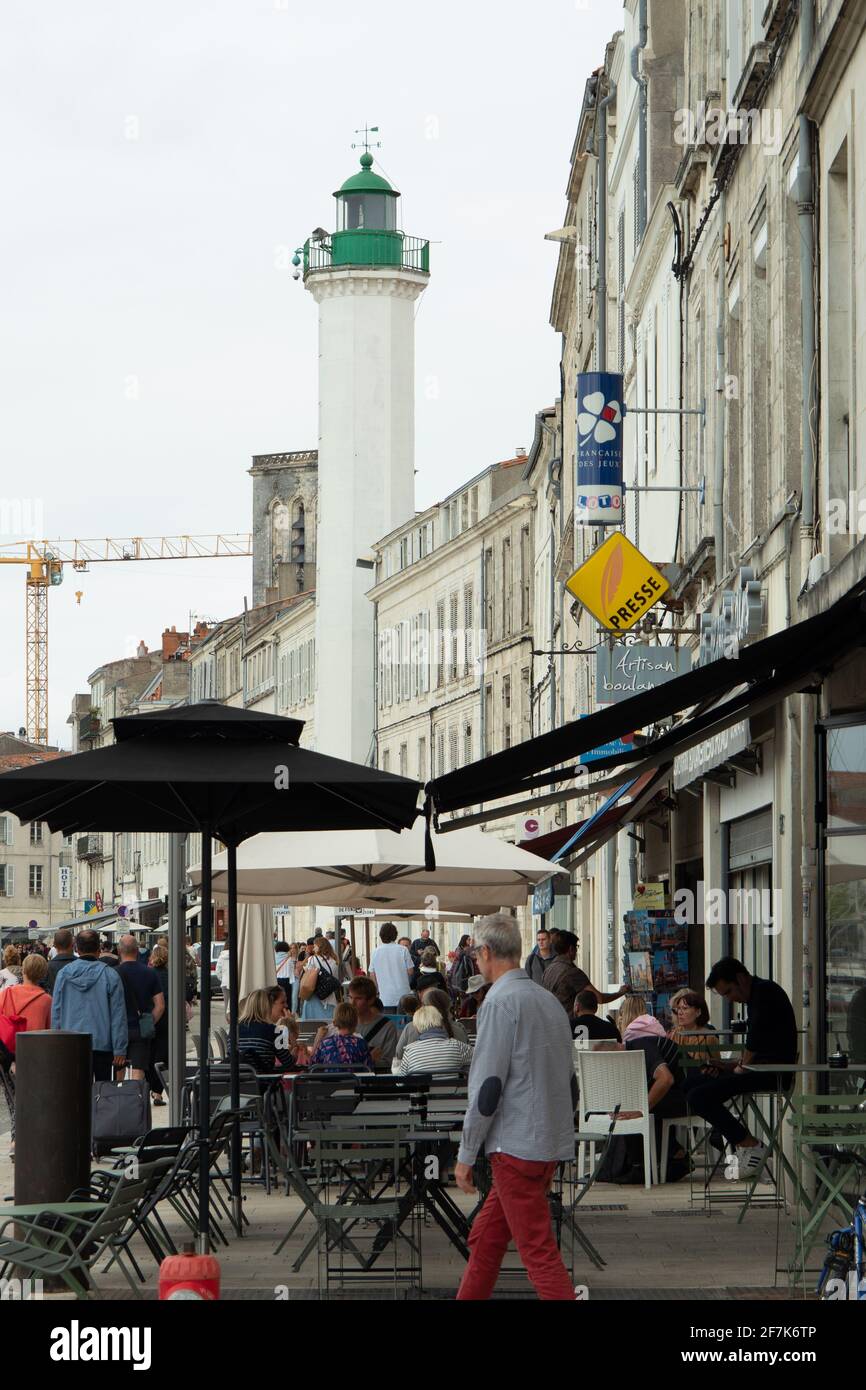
[428,581,866,817]
[517,771,662,859]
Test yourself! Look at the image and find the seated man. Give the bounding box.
[572,989,621,1042]
[682,956,798,1175]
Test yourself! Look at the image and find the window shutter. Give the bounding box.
[7,865,14,898]
[618,209,626,370]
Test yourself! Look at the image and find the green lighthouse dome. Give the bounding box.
[302,142,430,277]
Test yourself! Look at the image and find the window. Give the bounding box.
[399,536,410,570]
[470,487,479,526]
[463,585,474,675]
[819,719,866,1062]
[484,548,494,643]
[29,864,43,897]
[503,536,513,637]
[399,743,408,777]
[381,749,390,774]
[30,821,43,846]
[503,676,512,749]
[617,207,626,370]
[418,736,427,781]
[522,668,531,739]
[0,865,14,897]
[449,727,459,772]
[339,191,396,232]
[449,593,459,682]
[435,600,445,689]
[463,723,472,765]
[484,682,494,755]
[0,816,10,846]
[519,526,530,627]
[461,493,469,532]
[435,729,445,778]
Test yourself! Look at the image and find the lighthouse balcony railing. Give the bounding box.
[304,233,430,275]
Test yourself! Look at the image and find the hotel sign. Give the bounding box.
[673,720,751,790]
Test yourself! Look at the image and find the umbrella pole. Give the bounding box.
[197,830,212,1252]
[227,841,243,1236]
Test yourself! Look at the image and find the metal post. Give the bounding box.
[168,832,187,1129]
[197,830,212,1251]
[227,841,242,1234]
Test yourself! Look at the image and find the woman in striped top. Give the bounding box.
[235,987,296,1073]
[393,1004,473,1076]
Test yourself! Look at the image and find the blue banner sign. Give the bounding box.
[575,371,624,525]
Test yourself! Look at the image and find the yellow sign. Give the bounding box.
[566,533,670,632]
[633,881,667,910]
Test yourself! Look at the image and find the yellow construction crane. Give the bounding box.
[0,535,252,745]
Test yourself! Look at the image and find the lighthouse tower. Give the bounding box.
[303,141,430,764]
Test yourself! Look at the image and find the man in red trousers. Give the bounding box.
[454,912,578,1300]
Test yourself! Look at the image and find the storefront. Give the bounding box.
[817,714,866,1062]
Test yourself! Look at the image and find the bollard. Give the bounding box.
[14,1031,92,1206]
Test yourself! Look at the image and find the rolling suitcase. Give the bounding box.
[92,1074,152,1157]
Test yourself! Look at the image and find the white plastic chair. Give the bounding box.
[575,1049,657,1189]
[658,1115,709,1185]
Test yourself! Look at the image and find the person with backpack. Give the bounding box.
[50,928,128,1081]
[298,936,342,1020]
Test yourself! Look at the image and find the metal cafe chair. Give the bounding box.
[788,1093,866,1280]
[310,1126,422,1299]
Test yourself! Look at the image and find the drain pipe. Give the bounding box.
[714,189,727,586]
[796,0,817,578]
[631,0,648,244]
[596,76,617,367]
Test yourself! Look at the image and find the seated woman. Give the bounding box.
[410,946,448,995]
[393,1004,473,1076]
[394,987,468,1061]
[668,989,722,1068]
[309,1002,374,1070]
[235,988,298,1073]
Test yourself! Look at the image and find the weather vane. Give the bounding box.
[352,124,382,157]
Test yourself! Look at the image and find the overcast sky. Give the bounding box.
[0,0,616,746]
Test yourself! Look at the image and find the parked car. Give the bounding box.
[194,941,225,997]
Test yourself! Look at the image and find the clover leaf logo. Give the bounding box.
[578,391,622,445]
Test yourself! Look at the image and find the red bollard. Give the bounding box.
[159,1247,221,1300]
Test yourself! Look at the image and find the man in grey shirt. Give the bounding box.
[455,913,577,1301]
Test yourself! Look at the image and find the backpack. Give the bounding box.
[0,1011,27,1057]
[450,951,475,996]
[314,961,342,1002]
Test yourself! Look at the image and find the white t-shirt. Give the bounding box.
[368,943,414,1007]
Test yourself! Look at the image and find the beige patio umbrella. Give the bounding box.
[237,903,277,999]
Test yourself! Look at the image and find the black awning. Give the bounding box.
[427,581,866,815]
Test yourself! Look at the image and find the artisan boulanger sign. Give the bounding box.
[596,643,692,703]
[696,567,764,666]
[575,371,624,525]
[566,532,670,632]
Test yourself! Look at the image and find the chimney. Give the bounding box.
[162,627,184,661]
[136,641,148,659]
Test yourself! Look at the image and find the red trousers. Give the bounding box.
[456,1153,575,1301]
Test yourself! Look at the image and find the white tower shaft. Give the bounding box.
[309,267,426,764]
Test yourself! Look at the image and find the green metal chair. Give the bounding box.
[788,1092,866,1283]
[0,1161,169,1298]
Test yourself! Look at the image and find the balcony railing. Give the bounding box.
[305,231,430,276]
[76,833,104,861]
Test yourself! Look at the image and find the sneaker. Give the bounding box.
[738,1144,769,1176]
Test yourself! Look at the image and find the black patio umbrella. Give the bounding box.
[0,702,423,1245]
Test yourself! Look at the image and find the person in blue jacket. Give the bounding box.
[51,928,128,1080]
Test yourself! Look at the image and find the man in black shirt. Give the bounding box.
[45,928,75,994]
[682,957,797,1174]
[572,990,621,1042]
[117,935,164,1081]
